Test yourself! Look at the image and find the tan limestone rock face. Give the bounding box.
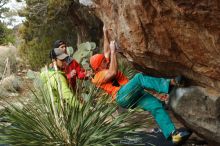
[93,0,220,90]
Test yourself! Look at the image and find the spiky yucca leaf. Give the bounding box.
[0,70,151,146]
[118,56,136,80]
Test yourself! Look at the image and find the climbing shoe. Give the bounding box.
[174,75,188,87]
[168,75,186,94]
[171,129,192,145]
[174,76,182,86]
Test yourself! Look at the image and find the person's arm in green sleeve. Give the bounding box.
[50,71,82,108]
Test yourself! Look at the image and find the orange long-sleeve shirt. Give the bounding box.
[92,70,129,100]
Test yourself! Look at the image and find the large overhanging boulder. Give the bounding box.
[82,0,220,145]
[169,87,220,145]
[91,0,220,90]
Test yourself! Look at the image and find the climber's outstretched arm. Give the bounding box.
[103,26,111,59]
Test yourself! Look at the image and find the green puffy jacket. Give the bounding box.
[40,67,81,107]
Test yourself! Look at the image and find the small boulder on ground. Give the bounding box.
[169,86,220,146]
[0,75,22,97]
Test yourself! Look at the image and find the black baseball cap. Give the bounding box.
[53,40,66,48]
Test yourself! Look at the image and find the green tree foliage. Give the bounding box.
[0,0,15,45]
[0,0,9,18]
[19,0,102,70]
[0,22,14,44]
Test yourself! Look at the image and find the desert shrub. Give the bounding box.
[0,22,15,45]
[0,45,17,78]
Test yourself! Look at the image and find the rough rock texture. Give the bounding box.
[0,75,22,97]
[88,0,220,145]
[92,0,220,90]
[170,86,220,145]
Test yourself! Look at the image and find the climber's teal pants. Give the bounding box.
[116,73,175,139]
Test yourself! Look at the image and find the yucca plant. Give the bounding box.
[117,55,137,80]
[0,66,152,146]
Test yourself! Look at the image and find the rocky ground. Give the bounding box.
[121,109,208,146]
